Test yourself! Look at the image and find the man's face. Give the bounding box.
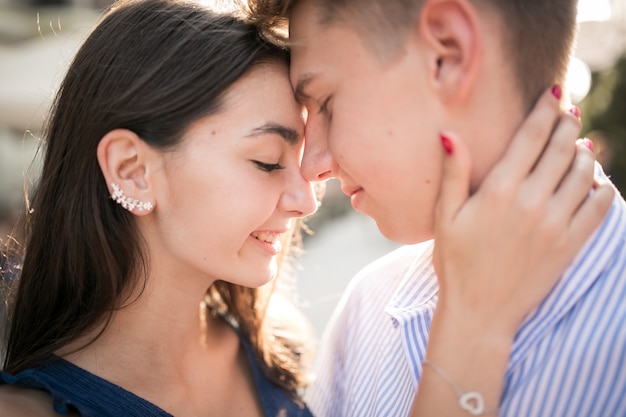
[290,0,446,243]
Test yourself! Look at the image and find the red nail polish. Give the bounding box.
[551,85,562,100]
[569,106,581,118]
[440,134,453,155]
[583,138,594,152]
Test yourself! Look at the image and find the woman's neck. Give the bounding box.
[58,271,244,410]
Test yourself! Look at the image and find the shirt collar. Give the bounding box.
[385,241,438,326]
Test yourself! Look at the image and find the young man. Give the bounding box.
[249,0,625,415]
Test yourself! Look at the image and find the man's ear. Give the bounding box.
[418,0,481,104]
[97,129,156,215]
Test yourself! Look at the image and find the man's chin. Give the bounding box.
[374,219,434,245]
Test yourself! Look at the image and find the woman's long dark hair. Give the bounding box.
[2,0,309,394]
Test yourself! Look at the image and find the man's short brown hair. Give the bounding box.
[248,0,579,109]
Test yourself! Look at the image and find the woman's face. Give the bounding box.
[150,62,317,289]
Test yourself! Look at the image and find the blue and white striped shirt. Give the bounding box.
[306,170,626,417]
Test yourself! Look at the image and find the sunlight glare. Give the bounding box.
[566,56,592,103]
[578,0,612,22]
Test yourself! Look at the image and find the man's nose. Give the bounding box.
[301,120,337,182]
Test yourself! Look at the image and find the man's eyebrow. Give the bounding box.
[247,123,301,146]
[294,74,315,104]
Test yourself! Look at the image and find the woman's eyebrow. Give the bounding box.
[247,122,301,145]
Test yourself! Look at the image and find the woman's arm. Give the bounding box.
[410,87,615,416]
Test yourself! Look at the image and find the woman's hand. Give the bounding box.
[433,87,614,338]
[410,86,614,417]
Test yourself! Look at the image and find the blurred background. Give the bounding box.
[1,0,625,342]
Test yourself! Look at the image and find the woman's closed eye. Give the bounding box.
[253,161,285,172]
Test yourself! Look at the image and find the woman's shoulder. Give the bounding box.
[0,385,78,416]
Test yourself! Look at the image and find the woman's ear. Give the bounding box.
[417,0,482,104]
[97,129,156,215]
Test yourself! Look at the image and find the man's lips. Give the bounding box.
[341,185,363,197]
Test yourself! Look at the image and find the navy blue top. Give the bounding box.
[0,334,314,417]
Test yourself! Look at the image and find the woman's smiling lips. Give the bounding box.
[250,230,286,255]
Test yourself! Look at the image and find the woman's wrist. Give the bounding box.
[435,286,523,342]
[419,300,516,414]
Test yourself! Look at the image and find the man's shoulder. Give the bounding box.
[322,241,435,341]
[341,241,434,304]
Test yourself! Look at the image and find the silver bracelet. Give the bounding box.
[422,360,499,416]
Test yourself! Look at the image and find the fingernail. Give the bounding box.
[551,85,562,100]
[569,105,581,118]
[440,134,453,155]
[577,138,594,151]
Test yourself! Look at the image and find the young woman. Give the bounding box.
[0,0,612,416]
[0,1,316,415]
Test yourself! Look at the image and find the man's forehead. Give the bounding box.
[288,0,314,41]
[288,3,334,93]
[288,25,318,99]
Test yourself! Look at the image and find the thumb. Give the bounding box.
[436,132,472,225]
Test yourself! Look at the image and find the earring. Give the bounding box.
[110,183,153,212]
